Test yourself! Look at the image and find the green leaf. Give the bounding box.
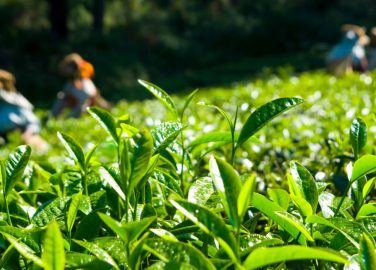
[199,103,234,132]
[243,245,348,269]
[189,132,234,148]
[73,240,120,270]
[180,89,199,120]
[363,177,376,200]
[357,203,376,220]
[4,145,31,196]
[57,132,85,171]
[129,234,149,270]
[275,212,314,242]
[151,122,184,154]
[351,155,376,182]
[237,97,303,146]
[267,188,290,210]
[209,156,241,230]
[350,117,367,159]
[94,237,128,269]
[290,195,313,217]
[73,211,102,245]
[251,193,307,244]
[32,197,71,227]
[3,233,44,267]
[66,192,82,234]
[150,228,178,242]
[306,215,359,248]
[0,226,41,252]
[87,107,119,144]
[0,245,16,269]
[100,167,125,201]
[289,161,318,212]
[144,239,216,270]
[189,132,258,149]
[85,145,97,165]
[170,199,239,262]
[359,233,376,270]
[127,129,153,197]
[42,221,65,270]
[147,261,196,270]
[187,177,215,206]
[138,80,178,117]
[99,213,155,244]
[237,174,256,221]
[66,252,112,270]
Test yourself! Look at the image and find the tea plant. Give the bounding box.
[0,71,376,269]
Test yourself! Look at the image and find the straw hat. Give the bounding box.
[0,69,16,92]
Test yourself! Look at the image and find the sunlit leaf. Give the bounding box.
[4,145,31,196]
[100,166,125,201]
[306,215,359,248]
[151,122,184,154]
[3,233,43,267]
[289,161,318,212]
[170,199,239,262]
[73,240,120,270]
[351,155,376,182]
[57,132,85,171]
[32,197,71,227]
[251,193,307,244]
[144,239,216,270]
[66,192,82,234]
[350,117,367,159]
[359,233,376,270]
[275,212,314,242]
[237,174,256,221]
[99,213,155,244]
[87,107,119,144]
[138,80,178,117]
[243,245,348,269]
[66,252,112,270]
[237,97,303,146]
[209,156,241,230]
[187,177,214,206]
[127,129,153,197]
[267,188,290,211]
[181,89,199,120]
[357,203,376,220]
[42,221,65,270]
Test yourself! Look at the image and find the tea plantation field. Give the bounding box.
[0,70,376,269]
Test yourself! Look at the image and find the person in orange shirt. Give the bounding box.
[52,53,110,118]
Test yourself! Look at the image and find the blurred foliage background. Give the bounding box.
[0,0,376,106]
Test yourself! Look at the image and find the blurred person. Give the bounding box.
[52,53,110,118]
[0,69,47,149]
[367,27,376,70]
[326,24,369,76]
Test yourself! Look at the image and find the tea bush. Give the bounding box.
[0,70,376,269]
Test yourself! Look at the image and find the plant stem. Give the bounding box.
[231,106,239,166]
[82,172,88,196]
[334,181,352,216]
[3,193,12,226]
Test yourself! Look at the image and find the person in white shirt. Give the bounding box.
[52,53,110,118]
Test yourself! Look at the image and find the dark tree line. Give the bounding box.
[49,0,104,39]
